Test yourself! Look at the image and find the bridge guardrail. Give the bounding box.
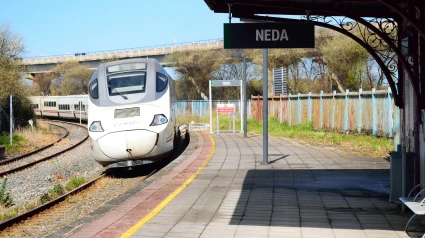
[22,39,224,65]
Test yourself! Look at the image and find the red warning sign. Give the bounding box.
[217,104,235,114]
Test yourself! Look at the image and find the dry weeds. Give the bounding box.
[11,124,64,155]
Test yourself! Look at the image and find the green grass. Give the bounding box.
[39,177,86,205]
[0,208,18,222]
[0,179,14,207]
[180,114,394,158]
[48,184,64,198]
[179,113,242,131]
[248,117,394,158]
[65,177,85,191]
[0,133,26,153]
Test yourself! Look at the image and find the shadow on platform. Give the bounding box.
[227,169,413,232]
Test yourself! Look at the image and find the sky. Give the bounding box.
[0,0,238,58]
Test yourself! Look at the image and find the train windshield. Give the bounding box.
[107,72,146,96]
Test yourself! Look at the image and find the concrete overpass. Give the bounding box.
[22,39,224,73]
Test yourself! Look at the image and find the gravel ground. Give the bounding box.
[0,121,104,210]
[0,122,87,173]
[0,133,194,238]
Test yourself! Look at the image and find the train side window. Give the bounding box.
[156,73,168,92]
[89,79,99,99]
[74,104,85,111]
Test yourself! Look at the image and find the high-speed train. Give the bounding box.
[30,95,89,120]
[87,58,180,168]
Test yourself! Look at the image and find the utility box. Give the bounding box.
[389,151,402,202]
[0,145,5,160]
[389,150,415,202]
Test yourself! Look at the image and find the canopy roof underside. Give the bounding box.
[204,0,411,19]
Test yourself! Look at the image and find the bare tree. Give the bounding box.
[0,23,24,60]
[49,61,94,95]
[0,22,35,131]
[33,72,55,95]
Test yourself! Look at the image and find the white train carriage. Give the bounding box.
[70,95,88,120]
[40,96,59,117]
[56,96,75,119]
[87,58,178,167]
[30,95,88,120]
[31,96,42,116]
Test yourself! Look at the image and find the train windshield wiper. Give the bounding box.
[108,85,128,100]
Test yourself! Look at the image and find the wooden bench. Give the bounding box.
[399,183,425,237]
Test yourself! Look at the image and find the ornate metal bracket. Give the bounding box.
[237,14,403,107]
[375,0,425,40]
[309,16,418,98]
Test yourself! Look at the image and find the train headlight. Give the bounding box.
[150,114,168,126]
[89,121,104,132]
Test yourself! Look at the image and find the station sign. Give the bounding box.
[217,104,235,114]
[224,23,315,49]
[211,80,241,87]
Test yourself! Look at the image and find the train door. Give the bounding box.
[73,99,87,122]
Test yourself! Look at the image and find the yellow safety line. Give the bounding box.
[120,132,216,238]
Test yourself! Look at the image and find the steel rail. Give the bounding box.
[0,168,158,231]
[0,120,88,177]
[0,121,69,166]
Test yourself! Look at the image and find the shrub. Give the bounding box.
[65,177,85,191]
[48,184,64,198]
[0,94,36,133]
[0,178,14,207]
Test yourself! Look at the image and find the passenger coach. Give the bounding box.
[87,58,178,168]
[30,95,88,120]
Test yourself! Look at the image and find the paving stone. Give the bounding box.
[73,133,414,238]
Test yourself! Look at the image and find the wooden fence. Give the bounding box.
[251,88,400,138]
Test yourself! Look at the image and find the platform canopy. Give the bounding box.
[204,0,409,18]
[204,0,425,110]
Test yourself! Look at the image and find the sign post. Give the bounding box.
[262,49,268,164]
[79,101,82,124]
[209,80,242,134]
[223,21,315,166]
[9,95,12,146]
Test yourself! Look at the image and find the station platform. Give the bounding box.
[53,131,412,238]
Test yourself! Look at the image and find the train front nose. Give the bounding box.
[97,130,157,160]
[89,105,170,164]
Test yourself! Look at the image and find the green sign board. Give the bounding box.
[211,80,241,87]
[224,23,315,49]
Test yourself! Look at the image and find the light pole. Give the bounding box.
[231,52,247,138]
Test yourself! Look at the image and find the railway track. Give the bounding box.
[0,166,159,236]
[0,121,69,167]
[0,120,88,176]
[0,120,190,236]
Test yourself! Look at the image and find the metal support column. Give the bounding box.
[209,81,213,133]
[243,57,247,138]
[262,49,268,165]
